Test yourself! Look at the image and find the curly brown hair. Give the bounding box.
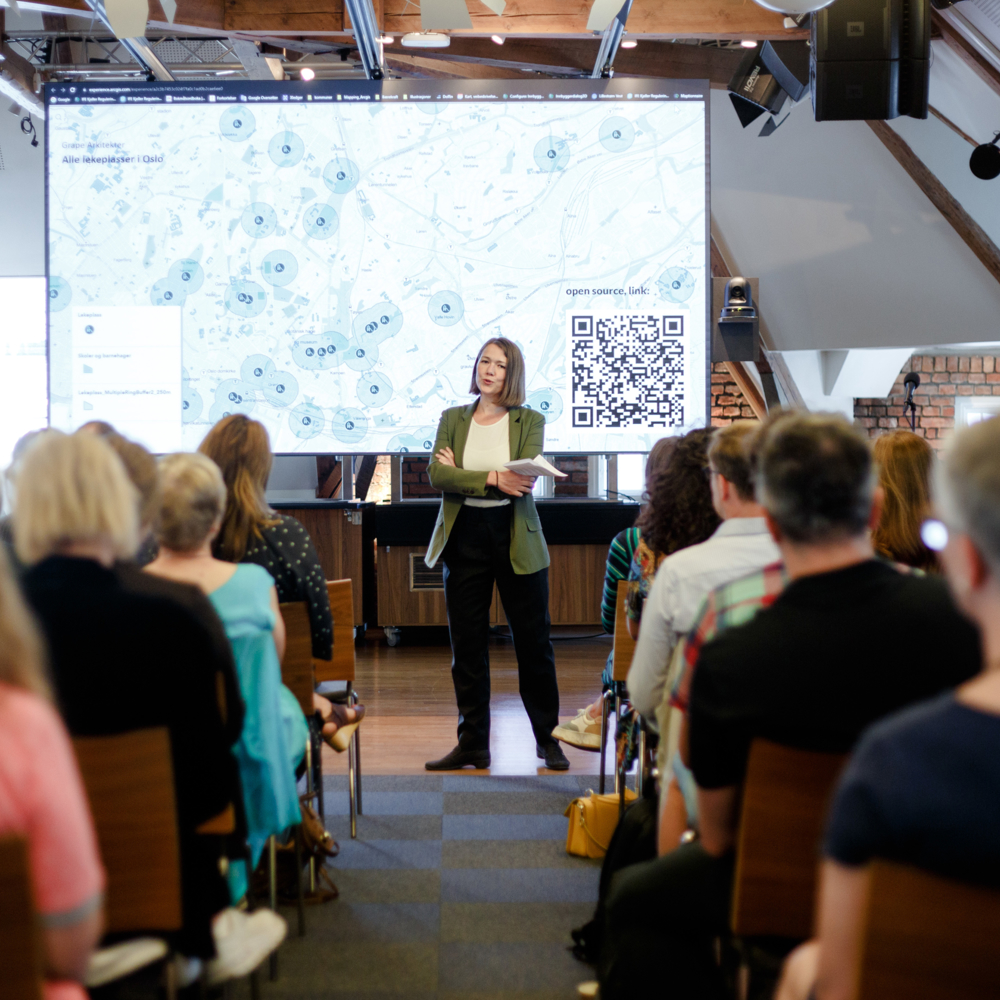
[635,427,720,558]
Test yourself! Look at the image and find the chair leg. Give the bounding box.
[294,825,306,937]
[598,690,610,795]
[268,836,278,981]
[348,683,362,815]
[636,724,646,798]
[164,954,178,1000]
[613,690,622,796]
[304,734,317,894]
[348,732,358,840]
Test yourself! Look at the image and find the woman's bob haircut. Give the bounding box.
[156,452,228,553]
[13,429,139,565]
[468,337,526,408]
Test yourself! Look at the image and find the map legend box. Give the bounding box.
[70,306,182,453]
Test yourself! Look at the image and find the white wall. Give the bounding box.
[0,103,45,276]
[710,82,1000,354]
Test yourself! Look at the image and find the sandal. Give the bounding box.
[321,702,365,753]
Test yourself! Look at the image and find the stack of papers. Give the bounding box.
[504,456,567,478]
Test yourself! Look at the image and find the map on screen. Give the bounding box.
[46,79,708,454]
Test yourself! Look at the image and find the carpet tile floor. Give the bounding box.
[237,774,603,1000]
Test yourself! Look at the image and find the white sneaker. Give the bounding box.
[205,907,287,985]
[85,938,169,987]
[552,707,603,751]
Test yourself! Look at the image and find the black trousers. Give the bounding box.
[442,504,560,750]
[598,842,735,1000]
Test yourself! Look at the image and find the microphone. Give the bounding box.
[903,371,921,432]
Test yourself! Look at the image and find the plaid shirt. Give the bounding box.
[670,560,788,713]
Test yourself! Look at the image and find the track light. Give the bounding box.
[741,39,758,48]
[300,67,315,81]
[491,34,504,45]
[382,35,394,44]
[751,0,835,11]
[620,39,637,49]
[970,134,1000,180]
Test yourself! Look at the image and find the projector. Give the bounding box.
[401,32,451,48]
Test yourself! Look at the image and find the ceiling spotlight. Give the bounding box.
[620,39,637,48]
[741,39,759,48]
[401,32,451,48]
[491,34,504,45]
[382,35,394,44]
[970,134,1000,180]
[751,0,835,11]
[300,67,315,81]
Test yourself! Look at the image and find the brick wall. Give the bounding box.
[855,355,1000,450]
[711,362,759,427]
[552,455,588,496]
[401,456,435,499]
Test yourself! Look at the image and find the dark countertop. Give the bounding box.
[374,499,639,547]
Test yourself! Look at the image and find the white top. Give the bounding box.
[626,517,781,722]
[462,411,511,508]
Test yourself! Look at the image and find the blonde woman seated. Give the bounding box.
[145,452,309,898]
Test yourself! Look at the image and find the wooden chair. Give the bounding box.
[314,578,363,839]
[730,739,847,941]
[277,600,318,941]
[855,860,1000,1000]
[0,836,44,1000]
[599,579,637,795]
[73,728,182,997]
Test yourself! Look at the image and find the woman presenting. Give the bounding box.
[424,338,568,771]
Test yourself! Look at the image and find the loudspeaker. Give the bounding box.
[811,0,929,121]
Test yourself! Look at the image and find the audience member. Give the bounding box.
[627,427,720,635]
[145,451,307,900]
[872,429,938,572]
[199,414,363,743]
[14,431,284,983]
[198,415,334,657]
[627,421,780,724]
[0,545,105,1000]
[1,428,46,571]
[106,433,245,755]
[554,436,677,750]
[778,415,1000,1000]
[596,412,981,1000]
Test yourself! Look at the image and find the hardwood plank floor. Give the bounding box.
[322,630,616,776]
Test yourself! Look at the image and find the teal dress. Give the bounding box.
[209,563,307,901]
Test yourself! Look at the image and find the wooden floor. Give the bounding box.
[321,628,615,776]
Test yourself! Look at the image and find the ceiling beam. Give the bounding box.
[385,52,526,78]
[867,119,1000,288]
[389,37,743,84]
[222,0,802,38]
[931,9,1000,103]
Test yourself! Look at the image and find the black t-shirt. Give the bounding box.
[242,514,333,660]
[688,560,981,789]
[22,555,236,957]
[825,694,1000,888]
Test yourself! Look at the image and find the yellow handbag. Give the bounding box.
[564,788,638,859]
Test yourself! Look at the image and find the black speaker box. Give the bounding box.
[811,0,929,120]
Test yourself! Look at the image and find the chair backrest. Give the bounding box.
[730,739,846,939]
[73,728,183,934]
[314,579,356,684]
[0,836,43,1000]
[611,579,635,682]
[856,860,1000,1000]
[279,600,316,716]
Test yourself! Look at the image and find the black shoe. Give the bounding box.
[537,742,570,771]
[425,745,491,771]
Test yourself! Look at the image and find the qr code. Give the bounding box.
[570,314,685,429]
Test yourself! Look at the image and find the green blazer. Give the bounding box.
[424,403,550,576]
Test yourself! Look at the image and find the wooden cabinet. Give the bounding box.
[271,501,375,627]
[376,542,607,627]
